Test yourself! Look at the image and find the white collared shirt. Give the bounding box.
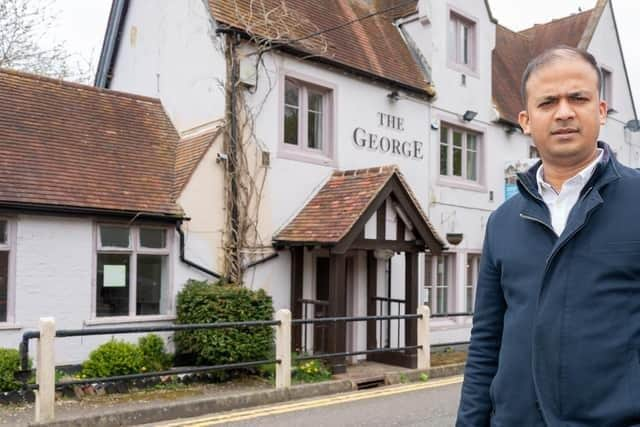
[536,148,603,236]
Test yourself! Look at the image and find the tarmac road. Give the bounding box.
[148,375,463,427]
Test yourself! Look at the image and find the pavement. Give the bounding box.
[0,362,465,427]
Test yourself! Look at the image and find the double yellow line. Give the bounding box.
[158,375,463,426]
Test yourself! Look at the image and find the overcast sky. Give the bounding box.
[46,0,640,110]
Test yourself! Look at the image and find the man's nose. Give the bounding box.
[555,99,576,121]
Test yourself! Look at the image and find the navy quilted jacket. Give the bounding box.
[456,142,640,426]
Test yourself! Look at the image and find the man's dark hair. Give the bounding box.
[520,45,602,106]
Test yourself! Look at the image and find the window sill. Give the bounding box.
[0,323,22,331]
[446,61,479,78]
[84,315,176,326]
[278,147,335,167]
[437,176,486,192]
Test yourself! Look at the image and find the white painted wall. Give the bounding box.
[0,215,208,365]
[587,2,640,167]
[109,0,227,132]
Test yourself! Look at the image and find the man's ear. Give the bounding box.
[599,100,608,125]
[518,110,531,135]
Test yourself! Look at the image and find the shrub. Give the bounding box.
[138,334,172,372]
[0,348,22,391]
[81,340,144,378]
[174,280,274,367]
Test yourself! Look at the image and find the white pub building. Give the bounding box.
[0,0,637,366]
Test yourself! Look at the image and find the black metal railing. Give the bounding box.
[299,298,329,354]
[18,319,281,390]
[291,313,423,362]
[17,309,471,392]
[373,296,406,348]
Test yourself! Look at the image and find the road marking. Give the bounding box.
[157,375,463,426]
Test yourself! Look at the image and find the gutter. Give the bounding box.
[95,0,130,88]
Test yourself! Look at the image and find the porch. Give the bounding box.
[273,166,446,373]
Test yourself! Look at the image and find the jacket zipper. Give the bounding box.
[519,213,555,235]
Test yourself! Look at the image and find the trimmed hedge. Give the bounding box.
[0,348,22,392]
[174,280,274,367]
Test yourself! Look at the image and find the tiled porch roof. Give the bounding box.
[273,165,445,248]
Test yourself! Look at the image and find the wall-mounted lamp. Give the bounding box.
[446,233,464,246]
[462,110,478,122]
[624,119,640,132]
[387,91,401,102]
[504,125,518,135]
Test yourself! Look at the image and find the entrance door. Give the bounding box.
[314,257,330,353]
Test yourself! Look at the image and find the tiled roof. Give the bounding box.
[493,10,594,125]
[175,125,223,198]
[0,68,186,217]
[273,165,445,247]
[209,0,434,96]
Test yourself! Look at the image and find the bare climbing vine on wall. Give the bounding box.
[210,0,328,284]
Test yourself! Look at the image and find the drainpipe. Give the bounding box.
[176,222,223,279]
[242,252,279,271]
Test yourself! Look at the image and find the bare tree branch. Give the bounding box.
[0,0,91,82]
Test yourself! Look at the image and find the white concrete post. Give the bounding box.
[417,305,431,370]
[274,309,291,389]
[35,317,56,423]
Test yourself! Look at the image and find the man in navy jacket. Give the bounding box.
[456,46,640,426]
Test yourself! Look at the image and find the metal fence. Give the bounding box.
[18,305,465,423]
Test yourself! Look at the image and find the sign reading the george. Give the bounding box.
[352,113,424,159]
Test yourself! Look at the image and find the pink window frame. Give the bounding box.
[447,5,478,76]
[437,121,486,191]
[0,217,17,326]
[600,64,613,109]
[278,71,337,167]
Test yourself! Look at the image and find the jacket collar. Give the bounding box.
[517,141,621,203]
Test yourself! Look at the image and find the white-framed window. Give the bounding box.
[0,219,10,322]
[440,124,481,182]
[95,224,171,318]
[600,66,613,107]
[449,11,476,71]
[425,253,455,315]
[282,77,333,162]
[466,253,481,313]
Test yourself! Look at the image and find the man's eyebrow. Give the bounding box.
[535,95,557,103]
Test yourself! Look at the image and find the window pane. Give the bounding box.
[467,134,477,151]
[140,228,166,249]
[0,221,6,245]
[100,226,130,248]
[462,25,469,64]
[440,127,449,175]
[285,81,299,106]
[453,131,463,177]
[466,286,473,312]
[308,91,323,113]
[0,251,7,322]
[97,254,130,317]
[136,255,167,315]
[284,106,299,145]
[308,111,323,149]
[467,149,477,180]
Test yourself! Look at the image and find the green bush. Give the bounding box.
[0,348,22,391]
[174,280,274,367]
[81,340,144,378]
[138,334,172,372]
[292,357,332,383]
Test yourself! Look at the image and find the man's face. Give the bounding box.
[518,56,607,166]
